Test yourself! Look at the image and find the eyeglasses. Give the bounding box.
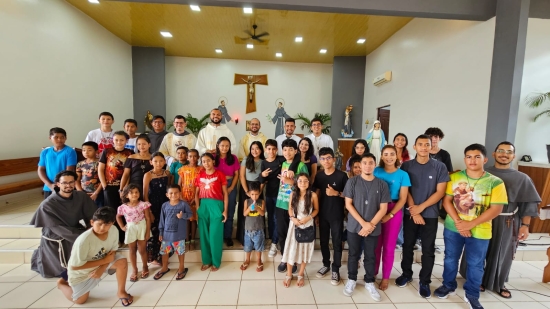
[297,180,309,184]
[173,121,185,125]
[311,124,322,127]
[319,156,333,161]
[496,149,514,155]
[58,181,75,186]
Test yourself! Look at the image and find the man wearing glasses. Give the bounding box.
[159,115,197,166]
[148,115,169,153]
[312,147,348,285]
[30,170,97,279]
[458,141,540,299]
[306,117,334,159]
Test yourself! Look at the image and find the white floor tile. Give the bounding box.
[317,305,358,309]
[241,261,275,280]
[237,306,276,309]
[156,280,205,306]
[206,262,243,280]
[198,280,241,306]
[351,280,392,304]
[309,279,354,304]
[0,281,56,308]
[238,280,276,305]
[511,261,544,278]
[0,264,21,276]
[116,279,168,307]
[0,264,38,282]
[382,280,428,303]
[71,280,124,308]
[274,278,315,304]
[527,261,548,270]
[507,302,548,309]
[0,282,21,298]
[506,279,550,301]
[394,304,435,309]
[356,305,396,309]
[29,285,74,308]
[277,305,317,309]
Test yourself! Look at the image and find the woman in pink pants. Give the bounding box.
[373,145,411,290]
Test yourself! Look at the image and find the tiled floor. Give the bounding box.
[0,260,548,308]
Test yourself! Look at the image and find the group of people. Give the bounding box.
[30,109,540,309]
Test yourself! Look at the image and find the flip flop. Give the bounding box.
[141,270,149,279]
[211,266,219,272]
[499,287,512,299]
[119,294,133,307]
[256,264,264,272]
[176,268,189,280]
[201,264,211,271]
[153,268,170,280]
[240,262,250,271]
[129,274,138,282]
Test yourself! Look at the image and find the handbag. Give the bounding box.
[293,207,315,243]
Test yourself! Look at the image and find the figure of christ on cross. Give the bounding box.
[234,74,268,114]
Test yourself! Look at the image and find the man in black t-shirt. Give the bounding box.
[313,147,348,285]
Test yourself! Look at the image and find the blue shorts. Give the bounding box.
[160,240,186,256]
[244,230,265,252]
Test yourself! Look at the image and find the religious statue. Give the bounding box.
[218,97,232,124]
[366,120,387,164]
[144,110,153,132]
[335,146,344,171]
[234,73,268,114]
[271,100,291,138]
[342,105,354,137]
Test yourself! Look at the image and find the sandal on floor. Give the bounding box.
[176,268,188,280]
[480,285,486,292]
[201,264,211,271]
[297,275,305,288]
[283,275,292,288]
[141,270,149,279]
[499,287,512,299]
[256,263,264,272]
[129,274,138,282]
[119,294,133,307]
[211,266,219,272]
[153,268,170,280]
[240,262,250,271]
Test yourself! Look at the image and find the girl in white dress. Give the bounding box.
[281,173,319,288]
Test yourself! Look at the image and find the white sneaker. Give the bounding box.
[268,243,277,257]
[365,282,381,302]
[343,279,357,297]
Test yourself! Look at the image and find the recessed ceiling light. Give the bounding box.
[243,7,253,14]
[357,38,366,44]
[295,37,303,42]
[247,44,254,49]
[190,5,201,11]
[88,0,99,3]
[276,53,282,57]
[160,31,173,38]
[215,49,223,53]
[320,49,327,54]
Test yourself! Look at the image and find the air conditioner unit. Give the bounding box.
[373,71,392,86]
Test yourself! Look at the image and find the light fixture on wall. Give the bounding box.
[88,0,99,3]
[160,31,173,38]
[235,118,239,124]
[215,49,223,53]
[243,7,253,14]
[275,53,282,57]
[190,5,201,11]
[357,38,366,44]
[319,49,327,54]
[247,44,254,49]
[295,37,303,42]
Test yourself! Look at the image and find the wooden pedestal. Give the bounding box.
[337,138,357,171]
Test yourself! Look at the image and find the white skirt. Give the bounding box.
[281,221,315,265]
[124,219,147,244]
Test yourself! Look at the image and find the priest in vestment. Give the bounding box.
[459,142,540,298]
[30,170,97,278]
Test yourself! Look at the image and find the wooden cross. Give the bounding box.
[234,74,268,114]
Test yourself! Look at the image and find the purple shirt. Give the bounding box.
[214,154,240,177]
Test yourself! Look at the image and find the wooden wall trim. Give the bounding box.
[0,157,39,177]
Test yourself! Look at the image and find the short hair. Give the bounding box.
[494,141,515,152]
[174,115,187,122]
[54,170,77,183]
[176,146,189,153]
[248,181,261,192]
[318,147,334,158]
[464,143,487,157]
[99,112,114,120]
[152,115,165,123]
[49,127,66,137]
[285,118,295,124]
[361,152,377,162]
[113,130,128,139]
[311,117,323,125]
[124,119,138,127]
[414,134,432,145]
[82,141,98,151]
[167,184,181,192]
[425,127,445,139]
[265,139,278,148]
[121,183,141,204]
[250,118,260,125]
[188,149,199,156]
[92,207,116,224]
[211,108,221,113]
[281,139,298,150]
[151,152,165,159]
[349,154,362,167]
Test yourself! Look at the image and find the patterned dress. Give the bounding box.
[281,199,315,264]
[179,165,202,221]
[147,170,170,263]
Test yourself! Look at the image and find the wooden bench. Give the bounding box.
[0,157,43,196]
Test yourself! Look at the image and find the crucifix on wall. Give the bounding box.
[234,74,268,114]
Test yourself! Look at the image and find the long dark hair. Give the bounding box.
[351,139,369,156]
[215,136,235,167]
[393,133,410,162]
[245,141,265,173]
[298,137,314,161]
[121,183,142,204]
[379,145,400,168]
[291,173,313,216]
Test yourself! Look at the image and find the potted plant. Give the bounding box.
[294,113,332,134]
[526,91,550,162]
[184,113,210,136]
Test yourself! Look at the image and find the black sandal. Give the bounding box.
[176,268,188,280]
[480,285,485,292]
[119,294,133,307]
[499,287,512,299]
[153,268,170,280]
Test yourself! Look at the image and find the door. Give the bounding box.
[377,105,390,139]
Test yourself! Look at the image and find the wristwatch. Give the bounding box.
[521,223,530,227]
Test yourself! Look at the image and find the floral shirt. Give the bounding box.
[117,201,151,223]
[76,160,100,193]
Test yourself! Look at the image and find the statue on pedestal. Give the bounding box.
[341,105,354,138]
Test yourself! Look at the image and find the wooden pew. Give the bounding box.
[0,157,43,196]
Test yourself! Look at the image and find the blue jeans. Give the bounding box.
[265,196,278,244]
[442,229,489,299]
[244,230,265,252]
[223,178,238,239]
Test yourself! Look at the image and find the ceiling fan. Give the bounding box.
[241,24,269,42]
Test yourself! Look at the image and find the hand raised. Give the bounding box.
[176,211,183,219]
